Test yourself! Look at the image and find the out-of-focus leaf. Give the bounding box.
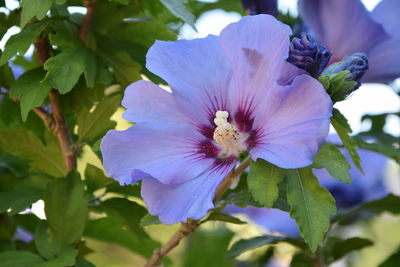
[160,0,196,29]
[0,129,66,177]
[0,63,15,89]
[0,19,51,66]
[84,164,112,194]
[75,257,96,267]
[224,189,263,208]
[35,247,77,267]
[313,142,351,184]
[20,0,53,28]
[323,237,373,264]
[77,94,120,143]
[331,108,363,173]
[379,246,400,267]
[35,220,58,260]
[140,214,161,228]
[286,168,336,252]
[355,137,400,164]
[183,227,234,267]
[44,171,88,251]
[101,51,141,87]
[84,216,158,257]
[227,235,305,258]
[247,159,285,208]
[0,251,44,266]
[9,68,51,121]
[204,211,246,225]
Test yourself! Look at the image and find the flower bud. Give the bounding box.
[287,33,332,77]
[325,53,369,90]
[241,0,277,16]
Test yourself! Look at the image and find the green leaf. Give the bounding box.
[44,171,88,251]
[0,19,51,66]
[140,214,161,228]
[9,68,51,121]
[323,237,373,264]
[286,168,336,252]
[34,247,77,267]
[227,235,304,258]
[379,246,400,267]
[160,0,196,29]
[35,220,58,260]
[84,164,112,194]
[224,189,263,208]
[84,217,158,257]
[313,142,351,184]
[204,211,246,225]
[0,63,15,89]
[0,251,44,267]
[20,0,53,28]
[247,159,285,208]
[331,109,363,173]
[0,129,66,177]
[77,94,120,143]
[101,51,141,87]
[83,51,97,88]
[42,46,91,94]
[319,70,357,102]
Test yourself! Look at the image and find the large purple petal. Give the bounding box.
[146,35,232,126]
[250,75,332,168]
[141,165,235,225]
[122,80,192,127]
[219,15,292,110]
[371,0,400,38]
[363,37,400,83]
[299,0,389,62]
[101,124,215,185]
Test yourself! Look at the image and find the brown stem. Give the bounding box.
[32,107,53,127]
[144,157,252,267]
[79,0,96,41]
[35,37,76,172]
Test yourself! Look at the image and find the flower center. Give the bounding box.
[213,111,247,156]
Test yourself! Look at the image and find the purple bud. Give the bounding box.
[287,33,332,77]
[326,53,369,89]
[241,0,278,16]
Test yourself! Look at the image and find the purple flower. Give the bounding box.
[241,0,278,16]
[287,33,332,77]
[315,148,388,209]
[101,15,332,225]
[225,205,299,237]
[299,0,400,83]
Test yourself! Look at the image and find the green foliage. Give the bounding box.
[247,159,285,208]
[318,70,357,102]
[203,211,246,225]
[313,142,352,184]
[323,237,373,264]
[286,168,336,252]
[0,251,44,266]
[379,246,400,267]
[160,0,196,29]
[20,0,53,28]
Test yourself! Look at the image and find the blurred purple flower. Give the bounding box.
[13,227,33,243]
[299,0,400,83]
[225,205,299,237]
[101,15,332,225]
[241,0,278,16]
[287,33,332,77]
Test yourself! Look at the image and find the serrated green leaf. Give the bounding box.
[44,172,88,251]
[77,95,120,143]
[313,142,351,184]
[84,164,112,194]
[247,159,285,208]
[331,109,363,173]
[42,46,89,94]
[286,168,336,252]
[332,108,352,133]
[34,247,77,267]
[20,0,53,28]
[0,251,44,267]
[0,129,66,177]
[9,68,51,121]
[101,51,141,87]
[205,211,246,225]
[0,19,51,66]
[140,214,161,228]
[323,237,373,264]
[160,0,196,29]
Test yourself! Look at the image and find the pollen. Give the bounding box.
[213,111,247,156]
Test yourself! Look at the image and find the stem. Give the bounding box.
[79,0,96,41]
[35,37,76,172]
[32,107,53,127]
[144,157,252,267]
